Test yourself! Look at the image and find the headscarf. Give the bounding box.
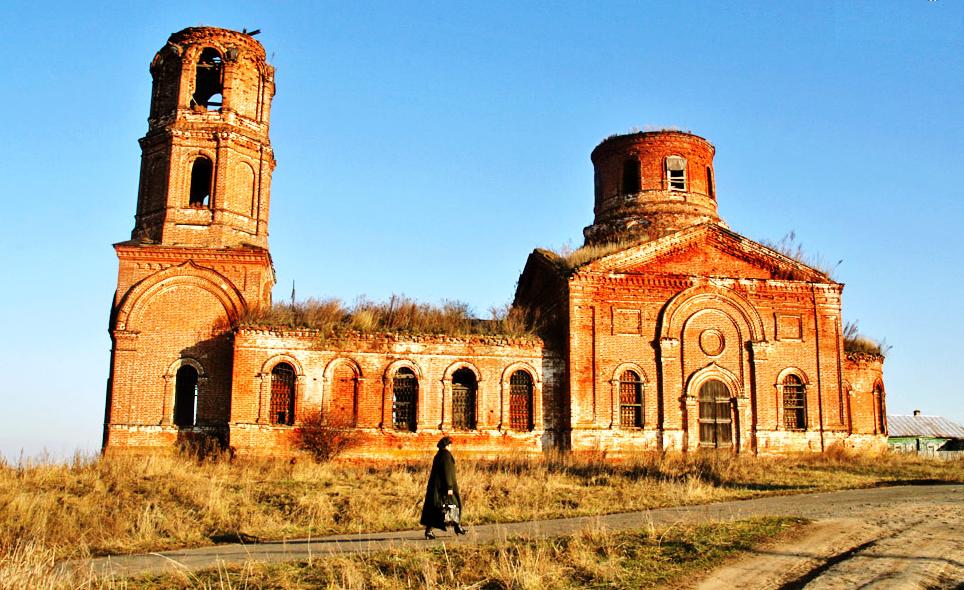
[437,436,452,449]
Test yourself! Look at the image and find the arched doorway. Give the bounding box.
[698,379,732,448]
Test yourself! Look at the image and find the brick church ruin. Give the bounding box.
[104,27,888,457]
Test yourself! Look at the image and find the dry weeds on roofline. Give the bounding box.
[239,295,534,338]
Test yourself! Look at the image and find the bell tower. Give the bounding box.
[133,27,275,248]
[105,27,276,452]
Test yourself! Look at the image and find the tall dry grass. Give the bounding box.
[2,448,960,568]
[5,518,802,590]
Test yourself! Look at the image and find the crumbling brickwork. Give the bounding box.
[104,28,886,456]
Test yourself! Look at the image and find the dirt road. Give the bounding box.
[695,486,963,589]
[75,484,963,587]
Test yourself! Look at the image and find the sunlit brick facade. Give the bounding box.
[104,28,886,457]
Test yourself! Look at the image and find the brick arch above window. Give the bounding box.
[499,361,540,386]
[259,353,305,377]
[382,359,424,383]
[684,362,742,401]
[323,356,363,382]
[775,367,811,386]
[442,361,482,384]
[610,362,650,384]
[165,357,207,379]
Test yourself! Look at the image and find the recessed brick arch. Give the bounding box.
[115,262,245,331]
[660,284,766,343]
[323,356,363,382]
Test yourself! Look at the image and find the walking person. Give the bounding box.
[420,436,467,539]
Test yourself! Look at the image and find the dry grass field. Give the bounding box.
[0,448,961,589]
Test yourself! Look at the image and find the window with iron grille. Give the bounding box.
[451,368,477,431]
[393,367,418,431]
[270,363,296,425]
[698,380,731,448]
[666,156,686,191]
[619,370,643,428]
[621,158,641,194]
[509,371,534,431]
[173,365,198,427]
[782,374,806,430]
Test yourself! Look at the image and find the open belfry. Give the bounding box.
[105,27,887,457]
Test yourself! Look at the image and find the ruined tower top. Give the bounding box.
[583,130,722,246]
[131,26,276,249]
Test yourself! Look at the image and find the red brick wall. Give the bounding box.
[228,329,562,457]
[844,353,886,435]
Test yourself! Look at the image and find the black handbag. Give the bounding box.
[442,496,460,526]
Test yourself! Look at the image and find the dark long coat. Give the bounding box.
[419,448,462,529]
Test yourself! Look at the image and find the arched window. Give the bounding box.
[621,158,641,194]
[452,368,477,431]
[619,370,643,428]
[509,370,534,431]
[698,380,731,448]
[782,374,806,430]
[193,48,224,110]
[189,157,213,207]
[173,365,198,427]
[666,156,687,191]
[270,363,296,425]
[706,165,715,199]
[330,362,359,427]
[393,367,418,431]
[874,383,886,434]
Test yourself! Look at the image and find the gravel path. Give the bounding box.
[70,484,963,587]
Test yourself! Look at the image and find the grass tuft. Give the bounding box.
[760,231,840,279]
[843,320,890,357]
[543,239,643,274]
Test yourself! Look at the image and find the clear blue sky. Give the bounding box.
[1,1,961,460]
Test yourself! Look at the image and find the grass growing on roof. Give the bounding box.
[239,295,533,337]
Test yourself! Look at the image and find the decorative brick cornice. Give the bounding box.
[115,243,271,265]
